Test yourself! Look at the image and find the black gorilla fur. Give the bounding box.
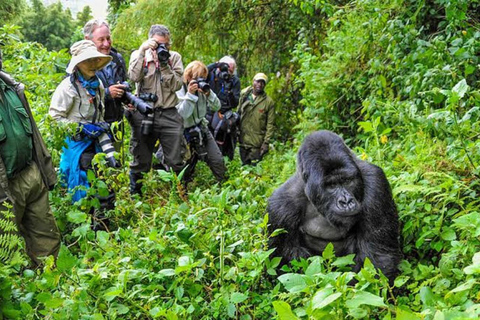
[267,130,402,281]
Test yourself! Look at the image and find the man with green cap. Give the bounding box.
[238,73,275,165]
[0,44,60,266]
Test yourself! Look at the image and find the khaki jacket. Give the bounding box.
[0,71,57,203]
[128,49,183,109]
[238,86,275,149]
[49,77,106,124]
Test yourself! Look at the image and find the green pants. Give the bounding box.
[1,161,60,266]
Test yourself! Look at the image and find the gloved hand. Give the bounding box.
[260,143,269,156]
[80,123,105,139]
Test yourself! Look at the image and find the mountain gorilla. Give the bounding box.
[267,130,402,281]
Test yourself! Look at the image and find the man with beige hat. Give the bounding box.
[237,72,275,165]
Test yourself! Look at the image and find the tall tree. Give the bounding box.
[19,0,75,51]
[76,6,93,28]
[0,0,26,24]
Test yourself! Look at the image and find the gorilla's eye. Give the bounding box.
[303,172,309,181]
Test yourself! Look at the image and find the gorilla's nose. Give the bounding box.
[338,195,357,210]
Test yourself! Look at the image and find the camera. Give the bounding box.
[122,82,155,116]
[121,82,157,136]
[187,126,207,160]
[156,43,170,64]
[196,77,210,93]
[218,62,231,81]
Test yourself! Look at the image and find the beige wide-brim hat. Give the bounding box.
[66,40,112,74]
[253,73,268,84]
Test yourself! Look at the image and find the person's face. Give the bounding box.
[227,62,235,75]
[152,35,170,50]
[253,79,266,94]
[88,25,111,55]
[77,58,101,79]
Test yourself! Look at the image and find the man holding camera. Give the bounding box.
[127,24,184,194]
[83,19,128,126]
[0,44,60,266]
[238,73,275,166]
[207,56,241,160]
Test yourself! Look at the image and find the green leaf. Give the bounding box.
[56,245,77,273]
[231,292,248,304]
[278,273,307,293]
[311,287,342,310]
[395,307,422,320]
[419,287,435,306]
[332,254,355,267]
[322,243,335,259]
[159,269,176,277]
[272,301,299,320]
[345,291,386,309]
[451,79,468,99]
[67,210,88,223]
[440,227,456,241]
[96,231,110,247]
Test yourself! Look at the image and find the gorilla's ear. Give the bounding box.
[297,148,308,181]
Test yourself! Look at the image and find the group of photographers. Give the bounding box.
[0,19,275,265]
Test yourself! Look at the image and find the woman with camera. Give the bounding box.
[176,61,226,184]
[49,40,117,230]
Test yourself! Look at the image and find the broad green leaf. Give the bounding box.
[345,291,386,309]
[312,287,342,310]
[452,79,468,99]
[231,292,248,304]
[67,210,88,223]
[56,245,77,273]
[396,307,422,320]
[278,273,307,293]
[272,301,299,320]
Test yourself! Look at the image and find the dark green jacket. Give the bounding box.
[0,71,57,203]
[238,86,275,149]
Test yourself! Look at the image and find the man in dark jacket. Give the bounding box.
[84,19,128,125]
[238,73,275,165]
[0,46,60,266]
[207,56,241,159]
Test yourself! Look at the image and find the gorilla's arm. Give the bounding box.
[267,173,311,261]
[353,161,402,280]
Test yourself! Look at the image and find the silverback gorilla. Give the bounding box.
[267,130,402,281]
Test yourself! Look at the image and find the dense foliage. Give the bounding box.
[1,0,480,319]
[16,0,93,51]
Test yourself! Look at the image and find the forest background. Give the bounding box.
[1,0,480,319]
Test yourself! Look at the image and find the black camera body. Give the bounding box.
[196,77,210,93]
[218,62,231,81]
[156,43,170,64]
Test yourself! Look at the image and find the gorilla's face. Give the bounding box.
[298,131,364,226]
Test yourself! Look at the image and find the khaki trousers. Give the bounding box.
[2,161,60,266]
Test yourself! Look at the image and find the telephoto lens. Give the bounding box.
[98,133,119,167]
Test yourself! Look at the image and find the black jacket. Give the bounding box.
[207,66,241,113]
[96,47,127,123]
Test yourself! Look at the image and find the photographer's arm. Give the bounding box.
[175,86,197,119]
[206,90,221,112]
[128,50,146,83]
